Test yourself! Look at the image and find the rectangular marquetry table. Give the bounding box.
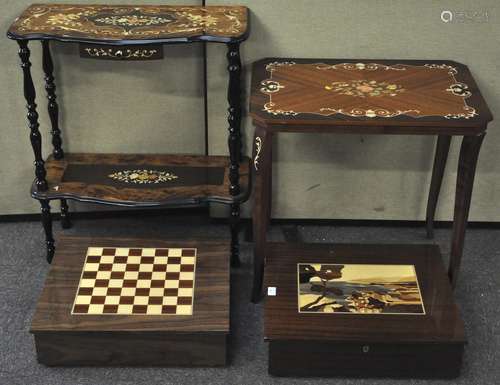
[249,58,493,303]
[250,58,493,377]
[31,236,229,366]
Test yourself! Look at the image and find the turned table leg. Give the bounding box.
[426,135,452,238]
[17,40,48,192]
[18,40,55,262]
[449,133,485,288]
[42,40,64,160]
[251,125,272,303]
[60,199,71,229]
[40,200,55,263]
[42,41,71,230]
[227,42,242,267]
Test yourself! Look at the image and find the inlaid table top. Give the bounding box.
[7,4,249,44]
[250,58,492,131]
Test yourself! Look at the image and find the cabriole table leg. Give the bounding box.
[449,132,485,288]
[251,125,273,303]
[426,135,452,238]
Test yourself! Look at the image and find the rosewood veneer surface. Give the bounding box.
[8,4,249,44]
[251,58,492,133]
[33,153,250,206]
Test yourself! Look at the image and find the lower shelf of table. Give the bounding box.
[263,242,465,378]
[32,153,250,207]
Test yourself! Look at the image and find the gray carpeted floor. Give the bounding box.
[1,216,499,385]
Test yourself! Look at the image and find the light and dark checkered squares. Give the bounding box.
[72,247,196,316]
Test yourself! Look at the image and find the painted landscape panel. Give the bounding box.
[298,264,425,315]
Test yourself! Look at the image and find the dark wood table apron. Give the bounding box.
[249,58,493,303]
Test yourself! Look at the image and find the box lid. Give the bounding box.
[264,243,465,344]
[31,236,229,334]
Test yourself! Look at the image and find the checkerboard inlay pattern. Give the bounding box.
[71,247,196,315]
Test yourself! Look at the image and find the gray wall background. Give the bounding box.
[1,0,499,222]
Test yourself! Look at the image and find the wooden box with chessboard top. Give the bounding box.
[30,236,229,366]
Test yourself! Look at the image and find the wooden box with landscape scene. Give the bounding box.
[30,236,230,366]
[264,243,465,378]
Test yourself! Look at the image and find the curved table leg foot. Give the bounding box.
[426,135,451,239]
[449,133,485,288]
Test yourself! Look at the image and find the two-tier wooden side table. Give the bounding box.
[249,58,493,302]
[7,4,250,265]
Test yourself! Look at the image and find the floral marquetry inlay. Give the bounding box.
[91,13,175,30]
[8,4,248,42]
[447,83,472,97]
[260,80,284,94]
[325,80,405,98]
[108,170,178,184]
[257,61,479,120]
